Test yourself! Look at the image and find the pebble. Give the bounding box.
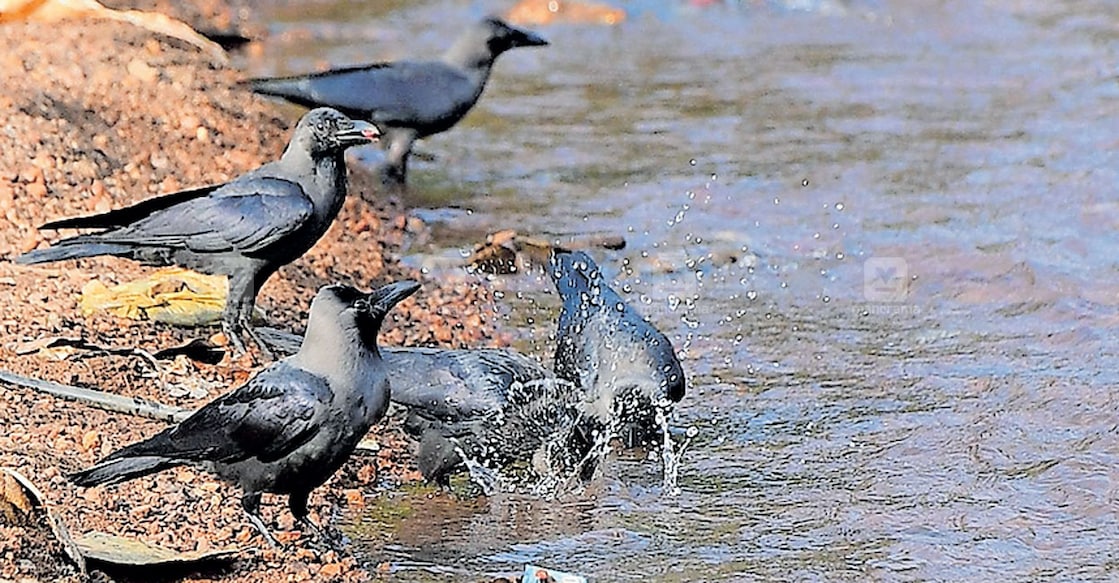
[20,167,43,185]
[80,430,100,452]
[179,115,200,132]
[127,58,159,83]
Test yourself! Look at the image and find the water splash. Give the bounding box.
[657,404,696,496]
[456,444,504,496]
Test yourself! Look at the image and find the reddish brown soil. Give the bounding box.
[0,5,509,582]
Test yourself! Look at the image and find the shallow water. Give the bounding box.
[247,0,1119,580]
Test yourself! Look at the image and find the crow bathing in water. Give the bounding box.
[549,249,686,447]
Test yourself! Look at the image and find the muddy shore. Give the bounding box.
[0,4,510,582]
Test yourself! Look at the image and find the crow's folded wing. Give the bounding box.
[96,177,313,255]
[111,364,331,464]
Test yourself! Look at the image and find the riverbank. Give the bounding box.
[0,4,507,582]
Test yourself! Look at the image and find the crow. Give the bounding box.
[246,17,547,186]
[549,249,687,448]
[17,108,380,355]
[68,280,420,548]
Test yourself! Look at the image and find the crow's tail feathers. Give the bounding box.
[15,239,134,265]
[68,456,178,488]
[243,76,305,99]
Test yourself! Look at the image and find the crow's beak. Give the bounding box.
[367,280,421,312]
[509,26,548,48]
[336,120,381,145]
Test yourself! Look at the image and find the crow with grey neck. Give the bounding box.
[16,108,380,355]
[68,280,420,548]
[549,250,686,448]
[246,17,547,186]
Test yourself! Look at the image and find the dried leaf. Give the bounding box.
[80,267,231,327]
[0,468,86,573]
[73,531,240,566]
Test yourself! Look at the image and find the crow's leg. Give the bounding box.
[290,491,346,551]
[241,492,280,549]
[380,129,417,188]
[222,270,273,360]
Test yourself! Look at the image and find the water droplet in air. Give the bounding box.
[835,202,844,211]
[689,159,697,166]
[746,290,758,300]
[802,179,809,187]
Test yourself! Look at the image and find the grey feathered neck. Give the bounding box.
[441,26,500,72]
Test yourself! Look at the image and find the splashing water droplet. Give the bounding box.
[802,179,809,187]
[456,445,503,495]
[667,295,681,311]
[835,202,845,211]
[746,290,758,300]
[658,407,693,496]
[689,159,697,166]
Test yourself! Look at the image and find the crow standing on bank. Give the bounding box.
[549,250,687,447]
[16,108,380,354]
[69,281,421,548]
[246,17,548,186]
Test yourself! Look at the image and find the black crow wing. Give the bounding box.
[94,177,313,255]
[255,62,478,129]
[112,364,331,464]
[40,183,224,230]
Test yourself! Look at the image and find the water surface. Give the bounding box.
[247,1,1119,580]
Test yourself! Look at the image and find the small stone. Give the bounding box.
[19,231,43,253]
[150,152,169,169]
[127,58,159,83]
[0,183,14,212]
[80,430,100,452]
[21,166,43,184]
[343,489,365,508]
[179,115,200,132]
